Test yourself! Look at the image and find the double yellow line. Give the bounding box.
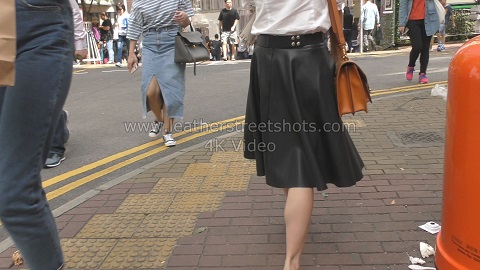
[371,80,447,96]
[45,116,245,200]
[45,82,444,200]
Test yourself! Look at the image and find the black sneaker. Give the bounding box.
[44,152,65,168]
[148,121,162,138]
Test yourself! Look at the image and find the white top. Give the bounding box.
[69,0,87,50]
[117,12,130,36]
[361,1,380,31]
[249,0,344,35]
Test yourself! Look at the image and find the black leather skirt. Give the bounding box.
[244,35,364,191]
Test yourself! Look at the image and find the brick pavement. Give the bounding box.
[0,87,448,269]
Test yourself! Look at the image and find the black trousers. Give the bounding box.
[343,29,352,52]
[406,19,431,74]
[211,49,221,61]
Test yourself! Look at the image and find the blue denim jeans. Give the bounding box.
[106,39,114,62]
[117,35,129,63]
[50,110,69,154]
[0,0,74,269]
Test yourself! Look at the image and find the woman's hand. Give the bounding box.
[398,26,405,34]
[174,11,190,27]
[127,53,138,74]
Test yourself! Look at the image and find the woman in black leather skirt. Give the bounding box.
[243,1,364,269]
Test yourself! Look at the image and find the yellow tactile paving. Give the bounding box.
[150,176,204,193]
[42,148,257,269]
[61,238,117,269]
[99,238,176,269]
[210,151,246,163]
[115,193,175,214]
[133,213,198,238]
[168,192,224,213]
[76,214,145,238]
[200,175,251,192]
[227,161,257,175]
[183,162,229,177]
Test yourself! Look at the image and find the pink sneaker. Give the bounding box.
[419,73,429,84]
[405,66,414,81]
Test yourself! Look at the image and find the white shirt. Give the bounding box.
[361,1,379,31]
[117,12,130,36]
[249,0,344,35]
[69,0,87,50]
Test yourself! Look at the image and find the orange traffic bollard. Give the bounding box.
[435,36,480,269]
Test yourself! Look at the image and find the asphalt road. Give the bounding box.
[39,45,457,214]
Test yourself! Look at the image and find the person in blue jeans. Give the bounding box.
[100,12,115,64]
[116,4,129,67]
[45,110,69,168]
[45,0,87,169]
[0,0,74,269]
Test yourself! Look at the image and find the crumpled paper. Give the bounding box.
[409,255,426,265]
[431,84,447,101]
[420,242,435,258]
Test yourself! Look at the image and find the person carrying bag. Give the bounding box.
[243,1,365,269]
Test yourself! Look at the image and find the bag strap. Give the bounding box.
[179,30,199,76]
[326,0,349,61]
[182,42,198,76]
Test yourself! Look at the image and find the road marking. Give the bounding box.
[379,68,449,76]
[370,81,447,95]
[73,69,87,74]
[43,116,245,189]
[102,70,129,73]
[371,85,433,96]
[46,121,244,200]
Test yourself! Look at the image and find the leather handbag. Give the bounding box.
[327,0,371,116]
[174,24,210,75]
[0,0,16,86]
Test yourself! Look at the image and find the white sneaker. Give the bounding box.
[163,133,176,147]
[115,62,123,67]
[148,121,162,138]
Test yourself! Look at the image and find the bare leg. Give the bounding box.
[146,76,164,123]
[146,77,175,135]
[283,188,314,270]
[163,105,174,134]
[231,44,237,60]
[222,42,228,60]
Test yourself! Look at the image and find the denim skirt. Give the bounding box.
[141,26,186,118]
[244,37,364,191]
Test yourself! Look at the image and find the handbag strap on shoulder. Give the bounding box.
[327,0,348,61]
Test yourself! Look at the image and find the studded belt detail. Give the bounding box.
[256,32,324,49]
